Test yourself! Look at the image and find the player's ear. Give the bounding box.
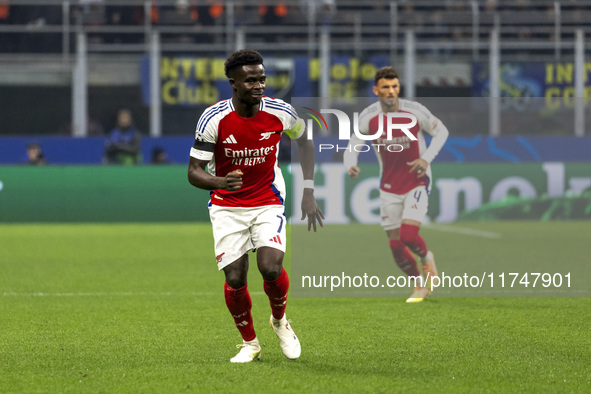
[372,85,379,96]
[229,78,236,89]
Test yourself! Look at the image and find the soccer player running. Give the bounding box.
[344,66,449,303]
[188,49,324,363]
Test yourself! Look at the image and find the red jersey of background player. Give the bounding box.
[349,98,448,195]
[190,96,299,207]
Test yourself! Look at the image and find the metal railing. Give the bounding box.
[0,0,589,138]
[0,0,589,62]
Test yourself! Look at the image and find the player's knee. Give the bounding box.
[260,266,282,281]
[225,274,247,289]
[257,247,284,280]
[224,267,248,289]
[399,224,420,245]
[259,261,282,281]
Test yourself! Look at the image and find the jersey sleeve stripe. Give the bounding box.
[196,101,229,134]
[262,97,297,118]
[196,106,219,134]
[264,102,297,120]
[197,101,228,134]
[270,100,297,118]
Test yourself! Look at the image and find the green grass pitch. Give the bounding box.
[0,222,590,393]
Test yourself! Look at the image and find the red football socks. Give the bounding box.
[224,282,256,342]
[389,239,421,277]
[263,267,289,320]
[399,223,428,259]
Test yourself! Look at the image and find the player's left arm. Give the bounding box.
[286,117,325,232]
[407,105,449,176]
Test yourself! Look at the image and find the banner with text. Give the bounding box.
[1,163,589,223]
[140,55,389,106]
[472,61,591,109]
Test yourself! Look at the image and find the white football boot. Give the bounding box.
[406,286,431,303]
[421,251,439,289]
[230,338,261,363]
[270,315,301,359]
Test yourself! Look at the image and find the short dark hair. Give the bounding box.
[224,49,264,78]
[374,66,399,85]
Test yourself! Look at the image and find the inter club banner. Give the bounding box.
[140,55,389,106]
[472,61,591,107]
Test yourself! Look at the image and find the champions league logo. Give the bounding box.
[302,107,418,153]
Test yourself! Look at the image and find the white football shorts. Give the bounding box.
[208,204,287,270]
[380,186,429,230]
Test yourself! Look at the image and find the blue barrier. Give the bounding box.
[0,136,193,165]
[0,135,589,165]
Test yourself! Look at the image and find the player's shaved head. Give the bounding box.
[374,66,399,85]
[225,49,264,79]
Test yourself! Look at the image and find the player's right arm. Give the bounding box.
[343,104,373,179]
[187,103,242,191]
[187,157,242,191]
[343,133,363,178]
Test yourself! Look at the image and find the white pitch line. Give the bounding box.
[2,291,177,297]
[424,223,502,239]
[2,291,266,297]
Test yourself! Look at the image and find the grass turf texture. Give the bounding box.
[0,222,589,393]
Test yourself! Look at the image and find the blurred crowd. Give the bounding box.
[1,0,587,53]
[0,0,333,51]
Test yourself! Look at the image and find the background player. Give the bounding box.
[188,49,324,363]
[344,66,448,302]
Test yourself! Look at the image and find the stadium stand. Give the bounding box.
[0,0,589,141]
[0,1,588,55]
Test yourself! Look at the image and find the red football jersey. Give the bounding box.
[190,97,299,207]
[350,99,447,195]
